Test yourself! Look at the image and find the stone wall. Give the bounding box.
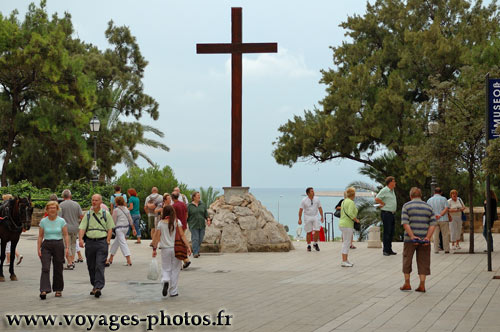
[462,206,500,233]
[31,208,44,227]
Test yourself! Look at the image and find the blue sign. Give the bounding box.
[488,79,500,139]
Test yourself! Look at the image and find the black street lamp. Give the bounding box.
[428,120,439,196]
[89,115,101,186]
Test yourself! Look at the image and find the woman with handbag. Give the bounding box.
[336,192,356,249]
[106,196,137,266]
[339,187,360,267]
[448,189,465,250]
[152,205,191,297]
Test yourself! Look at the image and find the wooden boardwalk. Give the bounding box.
[1,230,499,331]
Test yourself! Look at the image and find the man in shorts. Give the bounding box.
[400,187,436,292]
[298,187,324,252]
[144,187,163,243]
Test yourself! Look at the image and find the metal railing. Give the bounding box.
[324,212,335,241]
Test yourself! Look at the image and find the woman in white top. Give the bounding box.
[448,189,466,250]
[152,205,191,297]
[154,193,171,228]
[106,196,137,266]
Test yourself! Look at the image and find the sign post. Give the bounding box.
[485,75,500,271]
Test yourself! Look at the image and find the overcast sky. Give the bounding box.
[1,0,376,189]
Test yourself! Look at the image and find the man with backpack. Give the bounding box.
[144,187,163,244]
[110,185,127,215]
[173,187,189,205]
[79,194,115,298]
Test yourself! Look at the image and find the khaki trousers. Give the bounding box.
[433,221,450,252]
[67,233,78,258]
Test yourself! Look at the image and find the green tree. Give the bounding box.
[421,66,492,252]
[0,2,163,188]
[0,1,95,186]
[116,165,189,212]
[5,99,92,187]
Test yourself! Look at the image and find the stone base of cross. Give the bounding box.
[223,187,250,203]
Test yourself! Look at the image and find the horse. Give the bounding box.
[0,196,33,281]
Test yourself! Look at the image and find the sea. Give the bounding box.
[223,187,346,240]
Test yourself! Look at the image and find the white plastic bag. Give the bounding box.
[147,258,160,280]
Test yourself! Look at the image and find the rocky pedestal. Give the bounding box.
[197,191,293,253]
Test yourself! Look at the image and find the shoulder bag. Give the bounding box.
[174,225,188,260]
[458,198,467,222]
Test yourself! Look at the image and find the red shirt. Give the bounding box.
[172,201,187,230]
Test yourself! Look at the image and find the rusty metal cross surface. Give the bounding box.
[196,7,278,187]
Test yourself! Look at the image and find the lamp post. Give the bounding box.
[89,115,101,187]
[278,195,283,222]
[428,120,439,196]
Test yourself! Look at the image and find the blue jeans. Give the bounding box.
[190,228,205,255]
[127,214,141,238]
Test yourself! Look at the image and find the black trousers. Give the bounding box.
[40,239,65,293]
[85,238,108,290]
[381,211,395,253]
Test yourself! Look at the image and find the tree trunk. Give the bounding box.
[1,122,16,187]
[1,97,19,187]
[468,164,475,253]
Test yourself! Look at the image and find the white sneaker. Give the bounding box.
[341,261,353,267]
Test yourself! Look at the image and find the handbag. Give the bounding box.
[334,210,341,218]
[174,226,188,260]
[458,198,467,222]
[342,201,361,231]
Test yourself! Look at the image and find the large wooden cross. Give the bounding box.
[197,7,277,187]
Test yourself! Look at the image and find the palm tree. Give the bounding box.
[93,88,169,179]
[200,186,220,207]
[107,109,170,169]
[349,181,380,241]
[355,199,380,241]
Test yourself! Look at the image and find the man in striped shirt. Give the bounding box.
[400,187,437,293]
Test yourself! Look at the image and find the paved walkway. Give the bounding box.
[1,229,500,332]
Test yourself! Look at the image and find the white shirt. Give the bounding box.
[112,206,133,228]
[448,198,464,221]
[179,193,189,205]
[158,219,183,249]
[300,196,322,217]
